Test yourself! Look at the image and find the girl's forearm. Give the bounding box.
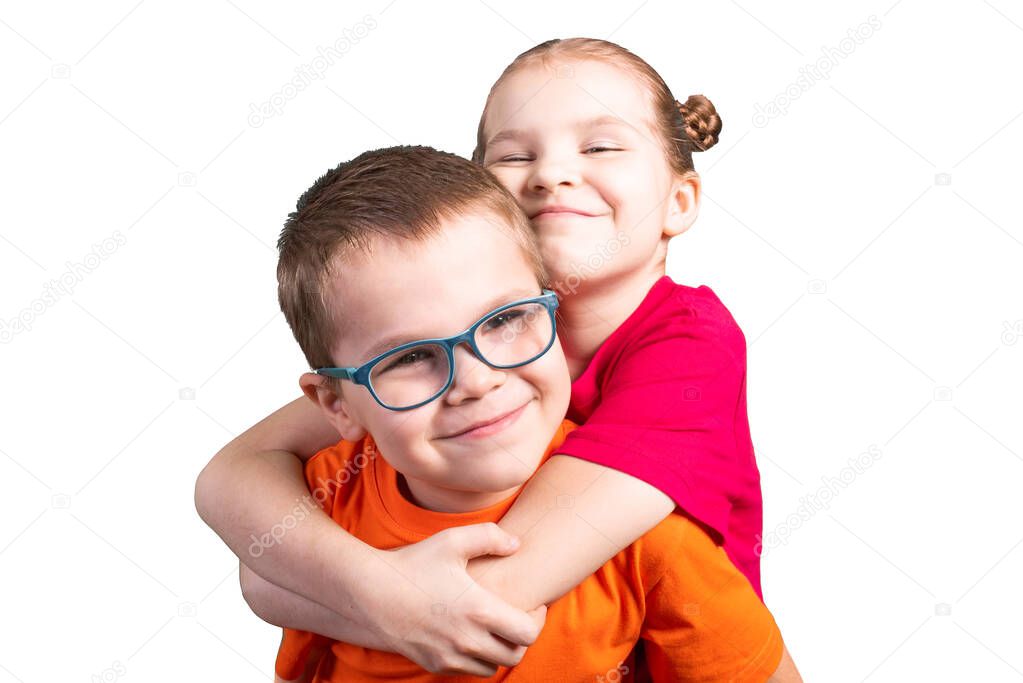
[468,454,675,610]
[195,446,382,622]
[240,562,392,650]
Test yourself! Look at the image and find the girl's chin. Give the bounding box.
[541,243,597,271]
[547,263,607,289]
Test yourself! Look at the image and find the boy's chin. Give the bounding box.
[470,453,543,491]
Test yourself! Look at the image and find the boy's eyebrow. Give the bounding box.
[359,287,542,361]
[486,115,630,148]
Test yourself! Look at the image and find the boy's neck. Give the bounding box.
[557,267,665,381]
[397,472,525,513]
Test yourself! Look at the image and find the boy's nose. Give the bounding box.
[443,343,506,405]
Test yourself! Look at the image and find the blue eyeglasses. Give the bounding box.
[316,290,559,411]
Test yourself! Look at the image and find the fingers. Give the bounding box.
[405,588,544,672]
[432,633,526,673]
[527,604,548,632]
[442,522,520,561]
[405,621,511,676]
[435,656,500,677]
[388,524,546,676]
[465,592,544,647]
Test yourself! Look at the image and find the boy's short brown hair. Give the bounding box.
[277,145,548,379]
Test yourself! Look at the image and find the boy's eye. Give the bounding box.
[583,145,621,154]
[381,348,435,372]
[483,309,526,331]
[498,154,532,162]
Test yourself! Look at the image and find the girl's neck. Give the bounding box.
[558,266,666,381]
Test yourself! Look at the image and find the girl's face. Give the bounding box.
[481,58,691,291]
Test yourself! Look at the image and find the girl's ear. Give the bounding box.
[299,372,368,442]
[664,172,701,238]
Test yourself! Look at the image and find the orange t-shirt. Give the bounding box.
[275,420,783,682]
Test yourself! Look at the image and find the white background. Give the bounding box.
[1,1,1021,681]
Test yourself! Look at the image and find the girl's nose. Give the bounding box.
[443,343,506,405]
[528,154,581,193]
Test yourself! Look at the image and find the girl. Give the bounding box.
[196,37,780,677]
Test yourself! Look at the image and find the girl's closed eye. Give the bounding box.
[487,149,534,164]
[582,144,623,154]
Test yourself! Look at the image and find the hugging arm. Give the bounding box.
[196,319,745,669]
[240,562,388,648]
[468,455,675,608]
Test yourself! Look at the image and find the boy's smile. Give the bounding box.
[302,209,571,513]
[436,400,532,441]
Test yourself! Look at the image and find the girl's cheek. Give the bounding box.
[610,173,655,215]
[491,168,524,198]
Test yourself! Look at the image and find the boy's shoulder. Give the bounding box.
[305,437,366,472]
[303,437,373,512]
[624,513,784,680]
[621,512,715,591]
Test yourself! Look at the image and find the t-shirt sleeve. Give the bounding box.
[556,308,747,540]
[639,516,783,682]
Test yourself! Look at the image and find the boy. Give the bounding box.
[268,146,797,681]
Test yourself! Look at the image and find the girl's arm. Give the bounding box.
[467,455,675,609]
[240,561,389,649]
[246,556,545,677]
[194,397,542,676]
[201,400,671,624]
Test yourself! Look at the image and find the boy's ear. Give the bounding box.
[664,172,701,238]
[299,372,367,442]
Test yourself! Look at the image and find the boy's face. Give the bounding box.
[302,209,571,513]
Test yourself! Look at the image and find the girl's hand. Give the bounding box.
[365,522,547,676]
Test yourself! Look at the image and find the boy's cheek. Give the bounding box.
[527,371,571,420]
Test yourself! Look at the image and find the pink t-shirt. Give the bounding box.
[558,275,764,597]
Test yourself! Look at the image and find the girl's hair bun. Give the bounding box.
[676,94,721,152]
